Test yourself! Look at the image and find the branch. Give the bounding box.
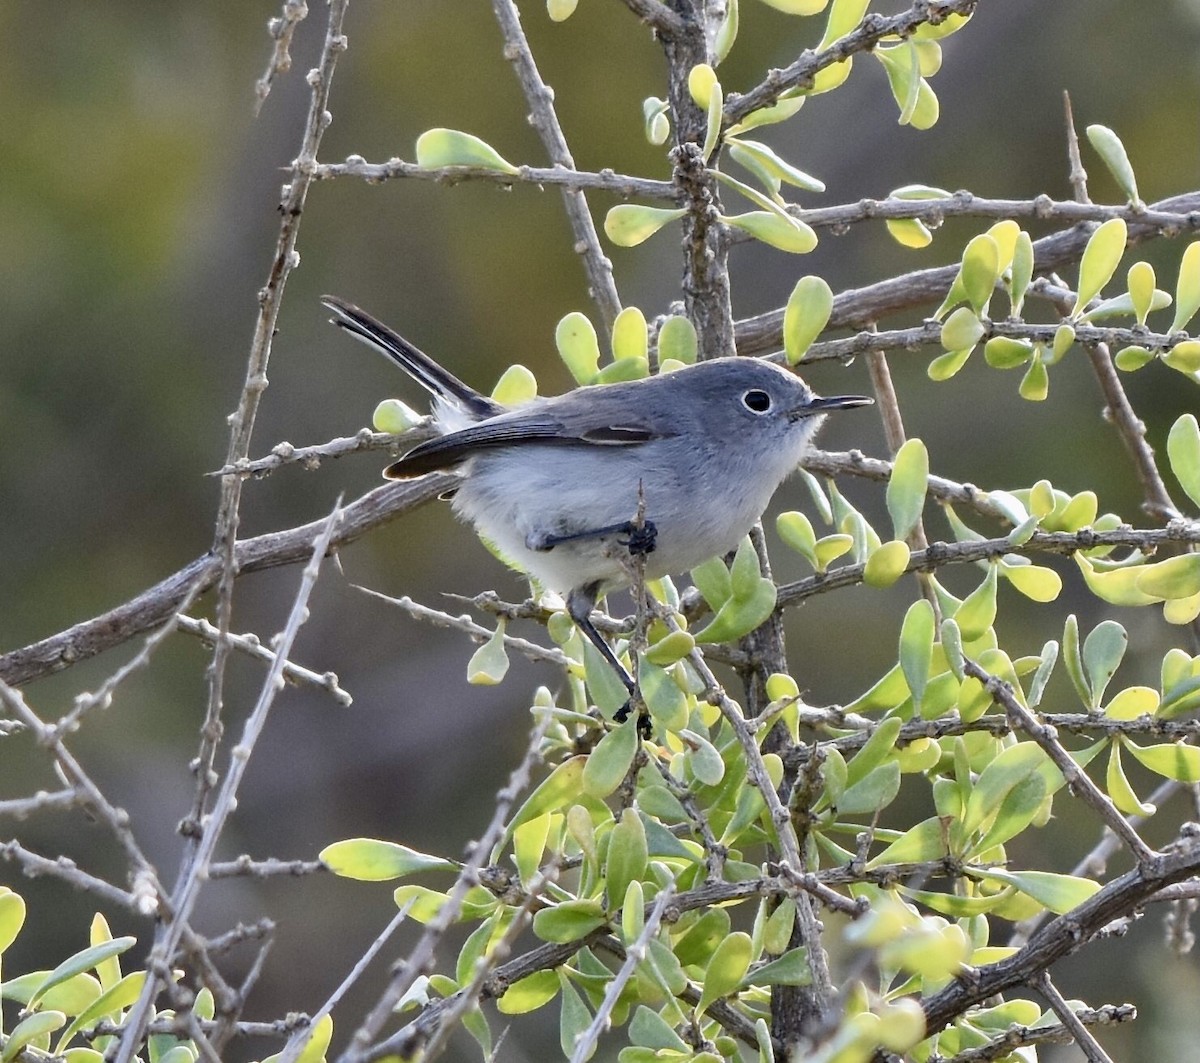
[313,157,678,200]
[733,190,1200,353]
[0,478,447,687]
[490,0,622,329]
[920,830,1200,1034]
[725,0,979,124]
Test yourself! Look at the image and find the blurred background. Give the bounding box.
[3,1,1200,1059]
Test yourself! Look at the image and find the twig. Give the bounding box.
[725,0,979,124]
[313,158,678,201]
[920,829,1200,1035]
[733,190,1200,353]
[353,584,573,668]
[1032,971,1115,1063]
[569,882,677,1063]
[276,905,411,1063]
[341,713,551,1062]
[176,615,353,706]
[113,501,344,1062]
[962,656,1159,867]
[490,0,622,330]
[0,838,138,910]
[254,0,309,113]
[615,0,686,35]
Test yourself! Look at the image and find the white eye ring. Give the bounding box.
[742,388,772,414]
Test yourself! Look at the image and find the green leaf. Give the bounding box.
[960,234,1001,311]
[999,560,1062,602]
[2,1011,66,1063]
[1124,740,1200,782]
[837,760,901,815]
[1137,554,1200,600]
[722,211,818,253]
[1172,240,1200,333]
[688,62,718,107]
[582,717,639,798]
[604,205,687,248]
[630,1005,689,1052]
[27,939,137,1011]
[1086,124,1141,205]
[744,948,810,988]
[0,891,26,954]
[977,869,1101,914]
[1075,554,1159,607]
[760,0,828,12]
[844,717,903,791]
[862,540,911,588]
[491,364,537,406]
[1062,614,1088,703]
[467,619,510,685]
[1073,217,1127,315]
[320,839,456,881]
[783,275,834,363]
[639,658,690,732]
[683,728,726,786]
[984,336,1034,369]
[644,630,696,667]
[1010,229,1034,316]
[505,756,587,845]
[54,973,147,1056]
[1163,339,1200,374]
[1083,619,1128,708]
[693,578,777,643]
[1107,740,1156,816]
[497,970,562,1017]
[1027,639,1059,708]
[1128,261,1156,325]
[1018,356,1049,401]
[961,743,1047,836]
[1115,345,1154,372]
[955,565,998,641]
[555,312,601,384]
[698,932,753,1015]
[886,217,933,248]
[714,0,739,62]
[606,807,649,910]
[373,397,420,433]
[611,306,648,361]
[702,74,724,162]
[415,128,519,174]
[595,356,649,383]
[657,315,697,365]
[728,139,825,193]
[886,438,928,539]
[1168,414,1200,509]
[532,899,607,944]
[899,599,935,713]
[867,816,948,868]
[940,306,985,351]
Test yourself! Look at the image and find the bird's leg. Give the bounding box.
[566,587,650,737]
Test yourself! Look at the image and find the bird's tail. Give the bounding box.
[321,295,500,420]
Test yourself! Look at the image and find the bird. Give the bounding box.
[323,295,871,702]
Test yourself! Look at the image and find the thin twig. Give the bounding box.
[962,656,1159,867]
[1032,971,1116,1063]
[254,0,310,113]
[113,500,344,1062]
[569,882,677,1063]
[490,0,622,330]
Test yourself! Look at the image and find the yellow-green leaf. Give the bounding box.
[886,217,933,248]
[960,234,1001,311]
[467,619,510,685]
[927,346,973,381]
[657,315,697,365]
[699,932,753,1014]
[1124,740,1200,782]
[1137,554,1200,600]
[1128,261,1156,325]
[611,306,648,361]
[723,211,818,253]
[977,869,1101,914]
[0,891,26,954]
[1104,685,1159,720]
[1073,217,1127,315]
[555,312,601,384]
[582,716,639,798]
[1086,124,1140,205]
[532,898,607,943]
[1168,414,1200,509]
[320,838,456,880]
[1172,241,1200,333]
[984,336,1033,369]
[373,398,420,433]
[415,129,519,174]
[783,275,833,363]
[863,540,911,588]
[1106,741,1156,817]
[1163,339,1200,374]
[899,599,935,712]
[1018,356,1049,401]
[606,807,649,910]
[940,306,985,352]
[886,438,928,539]
[604,204,687,248]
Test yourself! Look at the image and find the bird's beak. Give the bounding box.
[790,394,873,419]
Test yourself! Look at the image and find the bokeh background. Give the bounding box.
[3,1,1200,1059]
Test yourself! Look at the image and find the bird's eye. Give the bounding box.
[742,389,772,414]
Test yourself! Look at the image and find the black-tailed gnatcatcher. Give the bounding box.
[323,296,871,701]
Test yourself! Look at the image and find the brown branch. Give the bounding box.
[0,478,447,687]
[920,830,1200,1034]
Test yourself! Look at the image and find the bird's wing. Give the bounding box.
[384,409,664,479]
